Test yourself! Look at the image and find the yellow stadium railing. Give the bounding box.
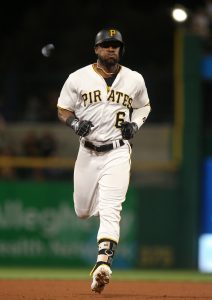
[0,156,178,172]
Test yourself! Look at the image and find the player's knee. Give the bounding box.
[75,207,89,219]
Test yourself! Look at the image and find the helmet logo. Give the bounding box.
[109,29,116,37]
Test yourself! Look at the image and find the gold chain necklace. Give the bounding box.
[96,62,119,76]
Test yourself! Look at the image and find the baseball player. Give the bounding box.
[57,28,151,293]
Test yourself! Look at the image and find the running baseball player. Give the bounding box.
[57,28,151,293]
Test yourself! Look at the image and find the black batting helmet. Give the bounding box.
[95,28,125,56]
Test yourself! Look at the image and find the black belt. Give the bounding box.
[84,139,124,152]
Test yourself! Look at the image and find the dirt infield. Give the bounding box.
[0,280,212,300]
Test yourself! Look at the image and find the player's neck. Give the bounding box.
[96,61,120,77]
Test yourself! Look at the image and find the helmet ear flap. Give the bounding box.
[120,45,125,56]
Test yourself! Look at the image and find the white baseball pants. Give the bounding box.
[73,141,131,243]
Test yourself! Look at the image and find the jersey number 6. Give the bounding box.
[115,111,126,128]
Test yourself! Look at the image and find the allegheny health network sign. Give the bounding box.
[0,181,137,267]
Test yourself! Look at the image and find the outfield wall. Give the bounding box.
[0,181,182,269]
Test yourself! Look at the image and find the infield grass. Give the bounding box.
[0,268,211,282]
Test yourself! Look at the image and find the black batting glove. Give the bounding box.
[121,121,138,140]
[66,116,94,137]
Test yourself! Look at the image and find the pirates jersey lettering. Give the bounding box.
[82,89,132,109]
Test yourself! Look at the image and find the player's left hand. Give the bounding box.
[121,122,138,140]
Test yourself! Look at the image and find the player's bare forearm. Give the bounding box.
[57,107,74,124]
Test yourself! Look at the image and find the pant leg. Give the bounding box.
[97,145,131,242]
[73,145,100,218]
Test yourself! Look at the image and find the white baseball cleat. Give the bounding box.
[91,264,112,294]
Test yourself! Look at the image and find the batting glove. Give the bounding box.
[66,117,94,137]
[121,121,138,140]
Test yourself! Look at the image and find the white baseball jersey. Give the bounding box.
[57,64,150,143]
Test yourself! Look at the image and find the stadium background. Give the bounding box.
[0,0,212,274]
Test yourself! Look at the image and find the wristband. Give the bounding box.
[66,115,76,127]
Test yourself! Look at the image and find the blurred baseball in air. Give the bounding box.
[41,43,55,57]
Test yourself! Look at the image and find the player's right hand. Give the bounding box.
[71,119,94,137]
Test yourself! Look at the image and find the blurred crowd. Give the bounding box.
[22,89,59,123]
[0,87,59,123]
[0,117,72,180]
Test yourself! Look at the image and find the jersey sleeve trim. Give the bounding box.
[57,104,74,113]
